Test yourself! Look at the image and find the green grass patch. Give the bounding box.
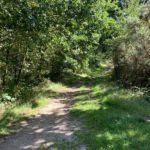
[0,80,67,137]
[70,68,150,150]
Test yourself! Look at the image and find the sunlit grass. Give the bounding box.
[0,80,66,136]
[70,68,150,150]
[41,80,67,93]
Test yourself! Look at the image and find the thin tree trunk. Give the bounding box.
[2,49,9,87]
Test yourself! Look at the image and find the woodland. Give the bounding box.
[0,0,150,149]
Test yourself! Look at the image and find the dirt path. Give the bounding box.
[0,87,86,150]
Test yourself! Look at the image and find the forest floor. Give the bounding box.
[0,65,150,150]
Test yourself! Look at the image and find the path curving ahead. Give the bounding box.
[0,87,85,150]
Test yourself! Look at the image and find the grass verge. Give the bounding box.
[0,80,67,137]
[70,67,150,150]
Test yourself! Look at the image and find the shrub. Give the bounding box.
[113,3,150,87]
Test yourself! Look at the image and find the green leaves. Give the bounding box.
[0,0,124,101]
[1,93,16,103]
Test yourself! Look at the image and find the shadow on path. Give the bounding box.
[0,88,85,150]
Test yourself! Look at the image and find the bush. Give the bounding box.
[113,3,150,87]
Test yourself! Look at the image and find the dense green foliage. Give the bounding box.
[113,2,150,87]
[0,0,149,105]
[0,1,150,148]
[0,0,122,101]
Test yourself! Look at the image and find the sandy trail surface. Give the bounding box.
[0,87,86,150]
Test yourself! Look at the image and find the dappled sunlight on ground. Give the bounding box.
[0,67,149,150]
[68,69,150,150]
[0,87,83,150]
